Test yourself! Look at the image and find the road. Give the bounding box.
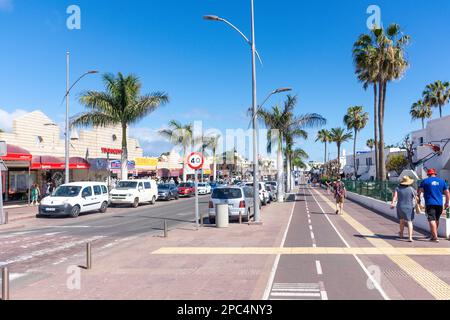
[0,196,210,276]
[264,186,450,300]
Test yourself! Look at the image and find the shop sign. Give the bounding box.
[101,148,122,155]
[135,157,158,167]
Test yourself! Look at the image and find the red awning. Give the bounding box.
[31,156,90,170]
[69,157,90,170]
[1,144,32,161]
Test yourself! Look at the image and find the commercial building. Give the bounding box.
[0,110,143,202]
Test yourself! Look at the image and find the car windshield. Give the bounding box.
[212,188,242,199]
[158,184,171,190]
[179,183,191,187]
[52,186,81,197]
[116,181,138,189]
[198,183,206,187]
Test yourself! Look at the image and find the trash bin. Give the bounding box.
[215,204,229,228]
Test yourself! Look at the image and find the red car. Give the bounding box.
[178,182,195,197]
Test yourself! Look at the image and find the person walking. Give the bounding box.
[333,179,346,215]
[418,169,450,242]
[391,176,417,242]
[31,184,41,206]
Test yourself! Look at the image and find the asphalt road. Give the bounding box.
[0,196,210,274]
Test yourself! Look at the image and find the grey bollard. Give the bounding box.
[164,220,168,238]
[215,204,229,228]
[86,243,92,270]
[2,267,9,300]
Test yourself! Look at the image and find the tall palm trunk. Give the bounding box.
[324,142,327,164]
[286,155,292,193]
[182,146,187,182]
[353,130,358,179]
[373,84,379,180]
[213,147,217,182]
[337,143,341,175]
[121,124,129,180]
[277,138,284,203]
[439,105,443,118]
[378,82,387,181]
[422,118,425,130]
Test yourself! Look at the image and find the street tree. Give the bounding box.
[344,106,369,179]
[410,99,432,129]
[73,72,169,179]
[422,80,450,118]
[329,128,353,173]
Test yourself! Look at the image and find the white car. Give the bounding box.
[244,182,271,205]
[197,183,212,195]
[38,182,109,218]
[110,180,158,208]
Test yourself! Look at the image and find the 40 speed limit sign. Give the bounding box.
[187,152,204,170]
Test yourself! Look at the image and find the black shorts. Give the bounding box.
[426,205,443,222]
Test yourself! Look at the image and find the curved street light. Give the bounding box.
[63,52,98,184]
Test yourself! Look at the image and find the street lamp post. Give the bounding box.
[63,52,98,184]
[204,2,292,223]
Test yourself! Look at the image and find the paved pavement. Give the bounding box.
[2,186,450,300]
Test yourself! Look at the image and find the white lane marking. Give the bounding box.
[309,225,313,231]
[44,232,64,236]
[272,288,320,292]
[316,260,323,275]
[262,196,297,300]
[271,292,321,297]
[319,282,328,300]
[312,243,317,248]
[0,236,105,267]
[309,188,390,300]
[41,226,94,229]
[310,231,315,240]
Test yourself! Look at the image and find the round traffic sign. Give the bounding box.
[187,152,204,170]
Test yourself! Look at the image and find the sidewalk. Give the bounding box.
[1,205,38,223]
[10,198,296,300]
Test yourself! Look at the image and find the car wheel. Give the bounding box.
[99,201,108,213]
[151,196,156,205]
[70,205,81,218]
[132,198,139,208]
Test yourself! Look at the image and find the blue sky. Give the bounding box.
[1,0,449,161]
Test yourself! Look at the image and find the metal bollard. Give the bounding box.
[5,211,8,225]
[163,220,168,238]
[200,213,204,227]
[239,212,243,225]
[86,243,92,270]
[2,267,9,300]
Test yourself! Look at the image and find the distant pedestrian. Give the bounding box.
[333,179,346,215]
[31,184,41,206]
[418,169,450,242]
[391,176,417,242]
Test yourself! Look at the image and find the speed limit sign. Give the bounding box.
[187,152,204,170]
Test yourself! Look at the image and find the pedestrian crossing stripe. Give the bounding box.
[313,189,450,301]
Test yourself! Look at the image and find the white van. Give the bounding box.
[110,179,158,208]
[38,182,109,218]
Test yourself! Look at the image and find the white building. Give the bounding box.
[411,115,450,182]
[344,148,407,181]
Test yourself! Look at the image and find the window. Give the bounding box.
[82,187,92,197]
[112,134,117,142]
[138,182,144,190]
[144,182,151,189]
[212,188,243,199]
[101,185,108,194]
[366,158,373,166]
[93,185,102,196]
[419,137,424,145]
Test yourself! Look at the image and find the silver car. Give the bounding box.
[208,187,255,224]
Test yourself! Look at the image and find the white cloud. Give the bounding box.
[129,127,175,157]
[0,108,28,131]
[0,0,13,12]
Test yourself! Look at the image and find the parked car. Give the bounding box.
[197,183,212,195]
[38,182,109,218]
[265,184,277,202]
[178,182,195,197]
[157,183,179,201]
[244,182,270,205]
[109,179,158,208]
[208,186,255,224]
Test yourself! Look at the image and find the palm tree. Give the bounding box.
[410,99,432,129]
[329,128,353,174]
[205,134,221,182]
[258,95,326,201]
[285,127,308,192]
[344,106,369,179]
[366,139,375,151]
[159,121,193,182]
[316,129,331,164]
[422,81,450,118]
[292,148,309,170]
[72,72,169,179]
[353,24,410,181]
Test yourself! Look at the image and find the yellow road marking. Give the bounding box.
[152,247,450,256]
[313,188,450,300]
